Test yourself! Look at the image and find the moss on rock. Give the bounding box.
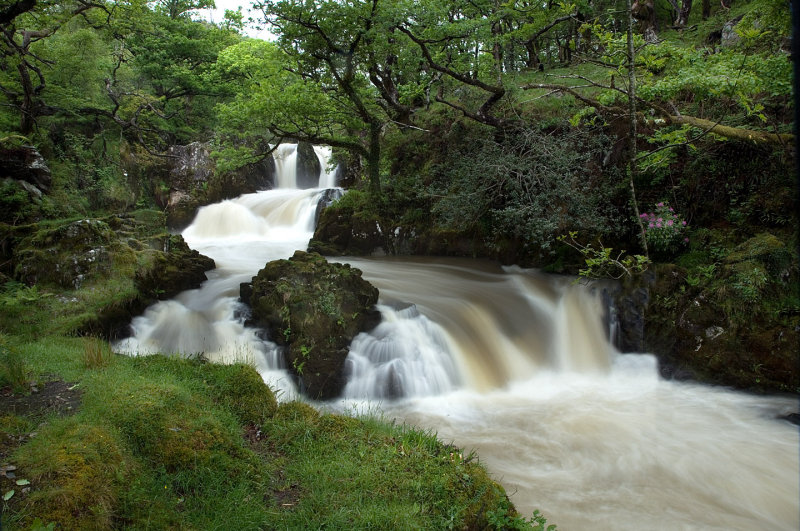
[241,251,380,399]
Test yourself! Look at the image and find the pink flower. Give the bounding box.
[667,219,673,226]
[657,218,663,223]
[681,220,687,226]
[648,222,654,228]
[656,222,662,228]
[657,202,664,207]
[669,207,674,212]
[684,237,689,242]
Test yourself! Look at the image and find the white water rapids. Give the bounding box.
[116,146,799,530]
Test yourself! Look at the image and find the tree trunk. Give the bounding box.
[676,0,693,26]
[524,40,539,69]
[366,121,381,194]
[17,61,35,135]
[702,0,711,19]
[632,0,659,42]
[627,0,649,255]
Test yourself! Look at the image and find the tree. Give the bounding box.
[247,0,433,193]
[0,0,107,134]
[153,0,215,20]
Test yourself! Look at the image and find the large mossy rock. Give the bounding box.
[240,251,380,399]
[14,219,123,289]
[5,212,215,337]
[615,237,799,393]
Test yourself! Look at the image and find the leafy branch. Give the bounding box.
[558,232,650,280]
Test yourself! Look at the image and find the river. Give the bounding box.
[116,145,799,530]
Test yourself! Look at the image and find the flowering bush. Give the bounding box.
[640,202,688,252]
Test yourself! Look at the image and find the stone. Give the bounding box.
[241,251,381,399]
[295,142,322,189]
[0,145,51,193]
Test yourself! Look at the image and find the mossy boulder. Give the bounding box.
[6,213,215,338]
[619,253,799,393]
[240,251,380,399]
[14,219,125,289]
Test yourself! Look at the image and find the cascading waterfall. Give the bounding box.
[117,149,798,530]
[331,259,798,531]
[272,143,298,189]
[115,144,337,397]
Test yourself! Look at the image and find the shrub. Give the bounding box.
[640,202,688,253]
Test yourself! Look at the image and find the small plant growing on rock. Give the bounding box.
[558,232,650,280]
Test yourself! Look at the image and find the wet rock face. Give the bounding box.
[0,145,52,192]
[241,251,381,399]
[295,142,321,189]
[614,262,799,393]
[165,142,215,229]
[164,142,277,230]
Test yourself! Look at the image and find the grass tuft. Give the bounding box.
[81,337,114,369]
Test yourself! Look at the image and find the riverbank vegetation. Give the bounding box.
[0,0,796,526]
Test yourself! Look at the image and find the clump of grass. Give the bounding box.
[82,337,114,369]
[0,337,30,393]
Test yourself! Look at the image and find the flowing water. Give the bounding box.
[116,147,799,530]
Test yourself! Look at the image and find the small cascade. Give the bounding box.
[314,145,338,188]
[343,304,461,399]
[271,143,337,189]
[336,258,618,398]
[552,286,615,373]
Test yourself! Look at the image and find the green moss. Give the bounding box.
[13,417,131,530]
[724,233,792,274]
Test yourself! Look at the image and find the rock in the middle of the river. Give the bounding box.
[240,251,381,399]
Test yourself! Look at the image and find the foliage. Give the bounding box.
[82,337,114,369]
[0,336,30,393]
[486,489,557,530]
[558,232,650,279]
[640,202,688,253]
[430,123,622,254]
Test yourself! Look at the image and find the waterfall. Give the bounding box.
[337,258,616,397]
[272,144,298,189]
[115,144,337,397]
[115,149,798,530]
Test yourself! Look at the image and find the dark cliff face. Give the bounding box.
[613,258,799,394]
[241,251,380,400]
[163,142,276,230]
[295,142,322,189]
[0,145,51,193]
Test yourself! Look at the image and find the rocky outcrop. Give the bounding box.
[164,142,277,230]
[0,145,52,224]
[165,142,215,229]
[613,247,799,393]
[14,219,121,289]
[240,251,381,399]
[0,145,51,193]
[8,212,215,337]
[295,142,321,189]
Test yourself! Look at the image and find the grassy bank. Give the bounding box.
[0,331,542,529]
